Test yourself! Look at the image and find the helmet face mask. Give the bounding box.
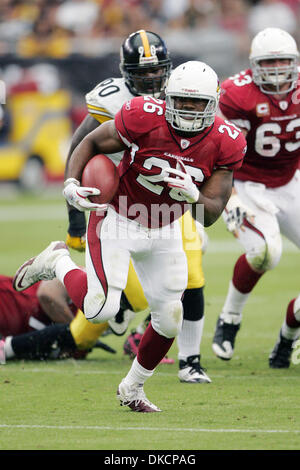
[165,61,220,134]
[123,65,169,97]
[250,28,299,95]
[120,30,172,98]
[250,55,298,94]
[166,95,216,133]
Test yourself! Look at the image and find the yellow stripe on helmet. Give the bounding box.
[139,30,151,57]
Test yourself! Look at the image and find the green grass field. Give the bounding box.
[0,189,300,451]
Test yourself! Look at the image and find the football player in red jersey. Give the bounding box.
[66,30,212,384]
[0,275,112,364]
[0,275,81,363]
[0,275,76,336]
[13,61,246,412]
[211,27,300,366]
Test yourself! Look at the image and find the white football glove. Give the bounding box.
[162,160,199,203]
[63,178,107,212]
[223,193,255,237]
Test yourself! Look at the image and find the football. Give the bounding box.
[81,154,119,204]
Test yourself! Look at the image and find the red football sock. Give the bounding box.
[137,322,174,370]
[232,254,264,294]
[63,269,87,311]
[286,299,300,328]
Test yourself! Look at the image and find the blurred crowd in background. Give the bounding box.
[0,0,299,59]
[0,0,299,189]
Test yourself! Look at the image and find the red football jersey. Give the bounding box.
[113,96,246,228]
[0,276,50,336]
[0,275,77,337]
[220,69,300,188]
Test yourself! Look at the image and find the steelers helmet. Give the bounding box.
[120,30,172,98]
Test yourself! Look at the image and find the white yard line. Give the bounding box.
[0,423,299,433]
[2,366,300,380]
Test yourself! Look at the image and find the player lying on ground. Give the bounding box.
[0,268,177,364]
[0,274,117,364]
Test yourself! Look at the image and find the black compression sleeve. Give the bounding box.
[68,209,86,237]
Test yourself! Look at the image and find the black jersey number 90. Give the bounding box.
[97,79,120,97]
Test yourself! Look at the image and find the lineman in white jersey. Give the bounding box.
[65,30,210,384]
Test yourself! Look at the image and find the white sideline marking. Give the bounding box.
[0,423,299,433]
[3,367,300,380]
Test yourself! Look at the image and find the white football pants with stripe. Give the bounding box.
[229,169,300,272]
[83,206,188,339]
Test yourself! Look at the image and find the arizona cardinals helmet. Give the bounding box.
[249,28,299,94]
[165,61,220,133]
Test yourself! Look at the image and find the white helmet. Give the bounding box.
[249,28,299,94]
[165,61,220,133]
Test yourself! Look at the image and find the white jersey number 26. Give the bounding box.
[136,157,204,201]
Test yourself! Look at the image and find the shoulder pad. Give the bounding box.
[115,96,165,143]
[220,69,256,115]
[85,77,133,122]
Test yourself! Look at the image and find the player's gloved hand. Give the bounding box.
[223,193,255,238]
[162,160,199,203]
[63,178,107,212]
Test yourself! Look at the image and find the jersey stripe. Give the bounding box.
[88,113,112,124]
[87,107,112,118]
[87,103,114,123]
[86,211,108,318]
[87,104,109,112]
[87,104,113,117]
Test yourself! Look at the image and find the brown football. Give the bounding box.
[82,154,119,204]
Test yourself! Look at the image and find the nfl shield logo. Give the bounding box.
[279,101,288,111]
[181,139,190,149]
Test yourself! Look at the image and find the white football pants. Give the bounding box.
[231,169,300,271]
[83,207,188,338]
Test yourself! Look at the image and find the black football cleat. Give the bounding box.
[212,316,240,360]
[269,331,294,369]
[178,355,211,383]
